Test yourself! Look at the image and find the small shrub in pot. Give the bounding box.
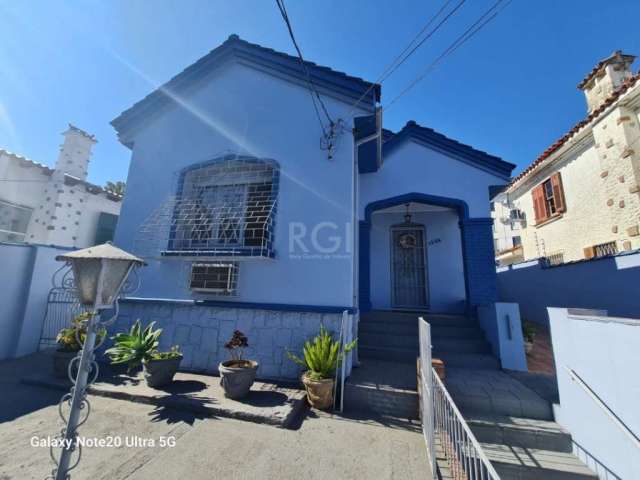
[218,330,258,399]
[54,313,105,379]
[287,325,356,410]
[105,320,182,388]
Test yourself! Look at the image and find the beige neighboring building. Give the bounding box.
[503,51,640,265]
[0,125,122,248]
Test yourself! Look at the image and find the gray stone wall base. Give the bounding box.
[110,302,346,381]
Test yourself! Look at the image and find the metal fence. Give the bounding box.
[38,287,86,350]
[419,317,500,480]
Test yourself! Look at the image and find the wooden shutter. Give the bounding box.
[550,172,566,213]
[532,184,546,224]
[583,246,595,259]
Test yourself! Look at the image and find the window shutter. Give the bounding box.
[583,246,595,259]
[532,185,546,223]
[551,172,566,213]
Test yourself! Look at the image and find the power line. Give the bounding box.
[275,0,333,133]
[384,0,512,112]
[347,0,465,115]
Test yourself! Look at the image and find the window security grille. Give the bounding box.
[593,241,618,258]
[189,262,238,294]
[133,155,278,260]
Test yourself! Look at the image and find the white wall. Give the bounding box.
[0,242,71,359]
[550,308,640,480]
[360,140,507,219]
[369,209,466,312]
[115,62,369,307]
[0,152,121,248]
[497,251,640,325]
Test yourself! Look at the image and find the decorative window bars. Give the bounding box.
[189,262,238,295]
[134,155,279,260]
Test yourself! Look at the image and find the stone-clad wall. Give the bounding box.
[111,300,347,381]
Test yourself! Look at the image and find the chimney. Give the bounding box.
[54,124,97,181]
[578,51,636,113]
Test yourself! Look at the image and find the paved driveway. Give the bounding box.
[0,355,428,480]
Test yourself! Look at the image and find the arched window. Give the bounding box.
[165,155,279,259]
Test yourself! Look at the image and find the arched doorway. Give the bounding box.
[360,192,473,313]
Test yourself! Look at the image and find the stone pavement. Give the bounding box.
[444,367,554,420]
[21,351,305,428]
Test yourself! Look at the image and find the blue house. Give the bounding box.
[111,35,515,380]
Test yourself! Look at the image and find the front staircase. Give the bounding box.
[347,310,598,480]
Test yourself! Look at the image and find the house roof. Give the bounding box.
[111,34,381,146]
[509,71,640,190]
[0,149,122,201]
[382,120,516,179]
[577,50,636,90]
[0,149,54,175]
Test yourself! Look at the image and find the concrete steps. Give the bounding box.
[344,359,418,419]
[467,413,572,453]
[359,345,417,364]
[445,368,554,421]
[481,442,598,479]
[432,338,491,354]
[343,382,419,419]
[432,352,500,370]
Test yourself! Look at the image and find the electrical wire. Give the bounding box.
[275,0,333,134]
[384,0,512,112]
[347,0,465,115]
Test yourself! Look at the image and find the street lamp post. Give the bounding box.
[48,243,145,480]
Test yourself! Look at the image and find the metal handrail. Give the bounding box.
[432,366,501,479]
[419,317,500,480]
[565,366,640,450]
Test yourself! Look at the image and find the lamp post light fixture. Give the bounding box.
[48,243,145,480]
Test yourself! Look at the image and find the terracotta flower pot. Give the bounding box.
[143,356,182,388]
[302,373,335,410]
[53,350,79,379]
[218,360,259,399]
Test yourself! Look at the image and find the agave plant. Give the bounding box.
[105,320,162,371]
[287,325,357,380]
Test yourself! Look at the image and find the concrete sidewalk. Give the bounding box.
[1,353,430,479]
[22,352,305,428]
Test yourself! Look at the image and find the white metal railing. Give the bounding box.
[419,317,436,476]
[419,317,500,480]
[566,366,640,450]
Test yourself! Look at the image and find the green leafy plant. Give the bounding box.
[522,322,537,343]
[149,346,182,361]
[56,312,105,352]
[105,320,163,370]
[287,325,357,380]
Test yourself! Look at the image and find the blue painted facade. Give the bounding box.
[110,36,514,378]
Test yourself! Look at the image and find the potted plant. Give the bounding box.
[522,322,537,354]
[54,312,105,379]
[218,330,258,399]
[287,325,356,410]
[105,320,183,388]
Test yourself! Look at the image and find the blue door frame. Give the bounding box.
[359,192,497,313]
